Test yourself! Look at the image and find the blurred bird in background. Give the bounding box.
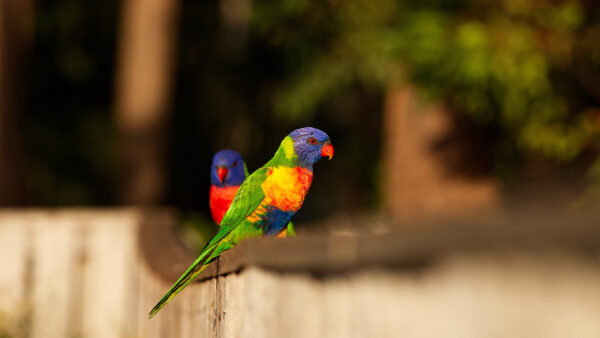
[210,149,296,237]
[209,150,248,225]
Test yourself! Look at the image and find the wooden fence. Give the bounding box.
[0,209,600,338]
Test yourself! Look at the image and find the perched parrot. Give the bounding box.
[209,150,296,236]
[209,150,248,225]
[149,127,333,318]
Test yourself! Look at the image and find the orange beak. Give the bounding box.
[321,143,334,160]
[216,166,228,183]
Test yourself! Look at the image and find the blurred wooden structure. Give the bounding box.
[1,209,600,337]
[382,86,498,222]
[114,0,179,204]
[0,0,31,205]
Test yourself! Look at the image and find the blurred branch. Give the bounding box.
[114,0,179,204]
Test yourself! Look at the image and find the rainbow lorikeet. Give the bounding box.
[209,150,248,224]
[209,150,295,237]
[149,127,333,318]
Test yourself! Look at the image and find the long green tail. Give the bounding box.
[148,243,219,318]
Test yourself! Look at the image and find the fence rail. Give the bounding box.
[0,209,599,338]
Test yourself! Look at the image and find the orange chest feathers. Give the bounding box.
[261,166,313,212]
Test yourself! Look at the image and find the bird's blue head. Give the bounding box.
[210,150,247,187]
[288,127,334,168]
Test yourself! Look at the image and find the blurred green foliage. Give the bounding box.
[253,0,600,163]
[23,0,600,212]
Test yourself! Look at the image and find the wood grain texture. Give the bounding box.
[211,255,600,338]
[30,214,79,338]
[0,213,31,337]
[0,209,600,337]
[80,213,139,338]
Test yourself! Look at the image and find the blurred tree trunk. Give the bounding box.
[382,86,498,223]
[0,0,31,205]
[114,0,179,204]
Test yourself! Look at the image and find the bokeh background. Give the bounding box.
[1,1,600,337]
[1,0,600,231]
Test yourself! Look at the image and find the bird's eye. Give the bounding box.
[308,137,317,145]
[232,161,238,167]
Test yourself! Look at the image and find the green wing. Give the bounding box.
[205,166,268,246]
[149,167,269,318]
